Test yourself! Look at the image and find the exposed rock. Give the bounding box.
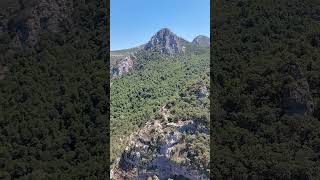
[110,29,208,61]
[188,80,209,99]
[192,35,210,47]
[111,55,134,77]
[111,103,209,180]
[119,147,141,171]
[5,0,73,47]
[160,132,181,158]
[281,61,314,116]
[144,28,189,55]
[196,86,208,99]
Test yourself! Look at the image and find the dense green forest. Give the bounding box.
[0,1,108,179]
[168,79,210,174]
[111,48,210,163]
[212,0,320,179]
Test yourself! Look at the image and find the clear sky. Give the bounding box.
[110,0,210,51]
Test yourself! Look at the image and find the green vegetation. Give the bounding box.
[0,1,107,179]
[110,48,210,163]
[212,0,320,179]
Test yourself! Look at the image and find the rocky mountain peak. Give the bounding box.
[192,35,210,47]
[144,28,188,55]
[158,27,171,34]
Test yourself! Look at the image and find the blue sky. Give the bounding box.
[111,0,210,50]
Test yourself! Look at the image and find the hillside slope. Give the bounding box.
[110,29,208,78]
[111,38,210,179]
[0,1,108,179]
[211,0,320,179]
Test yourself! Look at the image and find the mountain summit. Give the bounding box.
[192,35,210,47]
[111,29,209,77]
[144,28,189,55]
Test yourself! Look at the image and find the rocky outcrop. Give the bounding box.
[118,147,141,171]
[280,61,314,116]
[188,80,209,99]
[144,28,189,55]
[192,35,210,47]
[111,104,209,180]
[5,0,73,47]
[195,82,209,99]
[112,120,208,180]
[197,86,208,99]
[111,55,134,77]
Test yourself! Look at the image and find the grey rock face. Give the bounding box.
[111,55,134,77]
[192,35,210,47]
[190,80,209,99]
[144,28,188,55]
[196,86,208,99]
[112,117,209,180]
[281,61,314,116]
[6,0,73,47]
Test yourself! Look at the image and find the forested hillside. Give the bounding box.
[0,1,108,179]
[110,27,210,179]
[111,48,209,162]
[212,0,320,179]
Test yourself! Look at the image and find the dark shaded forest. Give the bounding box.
[211,0,320,179]
[0,1,108,179]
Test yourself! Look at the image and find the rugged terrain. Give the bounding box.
[144,28,189,55]
[110,29,210,179]
[110,28,209,77]
[112,81,209,180]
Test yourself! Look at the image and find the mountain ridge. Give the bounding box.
[110,28,209,77]
[111,28,209,55]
